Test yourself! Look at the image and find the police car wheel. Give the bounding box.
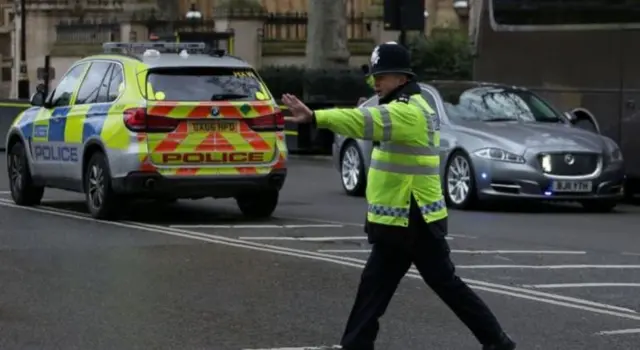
[8,142,44,206]
[84,152,121,220]
[236,189,279,219]
[340,141,366,197]
[444,151,477,210]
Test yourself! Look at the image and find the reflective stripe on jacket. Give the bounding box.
[314,91,447,227]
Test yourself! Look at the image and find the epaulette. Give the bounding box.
[396,94,410,103]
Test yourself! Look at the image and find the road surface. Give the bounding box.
[0,155,639,350]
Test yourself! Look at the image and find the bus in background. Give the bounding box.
[470,0,640,197]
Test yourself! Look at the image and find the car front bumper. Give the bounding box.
[472,156,625,201]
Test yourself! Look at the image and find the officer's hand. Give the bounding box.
[282,94,313,123]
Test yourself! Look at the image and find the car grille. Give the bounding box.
[538,153,600,176]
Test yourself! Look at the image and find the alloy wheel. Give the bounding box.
[88,165,105,210]
[9,153,23,193]
[447,155,471,204]
[341,146,361,191]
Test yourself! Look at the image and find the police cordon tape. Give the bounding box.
[0,99,335,154]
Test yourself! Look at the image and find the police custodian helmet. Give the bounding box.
[367,41,415,77]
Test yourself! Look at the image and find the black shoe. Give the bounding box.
[483,334,516,350]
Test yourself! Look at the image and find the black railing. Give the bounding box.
[55,18,120,43]
[263,12,372,41]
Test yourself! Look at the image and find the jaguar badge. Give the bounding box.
[564,153,575,165]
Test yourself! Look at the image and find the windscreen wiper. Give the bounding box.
[210,93,250,100]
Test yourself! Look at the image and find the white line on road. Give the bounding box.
[240,236,452,241]
[317,249,586,255]
[595,328,640,336]
[456,265,640,269]
[239,236,367,241]
[0,199,637,320]
[0,190,10,194]
[622,252,640,256]
[169,224,343,229]
[524,283,640,289]
[244,347,341,350]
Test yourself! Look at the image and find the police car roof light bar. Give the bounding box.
[102,42,207,55]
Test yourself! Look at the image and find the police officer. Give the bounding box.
[281,43,516,350]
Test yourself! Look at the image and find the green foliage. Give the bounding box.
[258,66,373,104]
[407,28,473,81]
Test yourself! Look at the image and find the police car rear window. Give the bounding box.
[145,67,271,102]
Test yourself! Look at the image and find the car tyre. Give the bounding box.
[580,200,618,213]
[236,189,279,219]
[7,141,44,206]
[444,151,477,210]
[84,151,121,220]
[340,141,366,197]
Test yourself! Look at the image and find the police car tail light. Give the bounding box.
[123,108,179,133]
[245,111,285,132]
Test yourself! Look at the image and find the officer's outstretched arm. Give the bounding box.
[314,102,413,142]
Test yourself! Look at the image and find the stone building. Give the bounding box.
[1,0,469,98]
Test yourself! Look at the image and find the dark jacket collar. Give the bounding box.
[378,80,421,104]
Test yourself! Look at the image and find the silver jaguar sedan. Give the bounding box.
[332,81,625,212]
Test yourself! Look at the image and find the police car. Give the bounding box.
[6,42,287,220]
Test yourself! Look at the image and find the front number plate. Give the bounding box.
[189,121,238,133]
[551,181,593,193]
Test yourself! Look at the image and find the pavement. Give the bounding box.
[1,154,640,350]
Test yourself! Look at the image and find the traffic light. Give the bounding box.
[383,0,426,31]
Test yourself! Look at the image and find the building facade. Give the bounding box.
[1,0,469,98]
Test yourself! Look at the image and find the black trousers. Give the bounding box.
[340,199,506,350]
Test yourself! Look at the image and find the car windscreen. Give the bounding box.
[438,86,563,123]
[145,67,271,102]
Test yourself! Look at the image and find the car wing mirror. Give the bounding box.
[29,91,45,107]
[566,108,601,134]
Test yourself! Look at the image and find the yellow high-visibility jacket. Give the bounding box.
[314,84,447,231]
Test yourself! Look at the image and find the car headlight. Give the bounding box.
[473,148,525,163]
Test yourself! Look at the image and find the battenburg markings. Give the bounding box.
[47,106,71,142]
[34,125,48,138]
[83,103,111,142]
[18,107,41,139]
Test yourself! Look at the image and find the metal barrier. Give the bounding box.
[0,99,338,154]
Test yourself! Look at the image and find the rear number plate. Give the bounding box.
[189,121,238,132]
[551,181,592,192]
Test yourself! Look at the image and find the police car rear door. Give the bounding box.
[138,66,282,172]
[31,62,89,181]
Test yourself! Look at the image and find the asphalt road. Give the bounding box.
[1,155,639,350]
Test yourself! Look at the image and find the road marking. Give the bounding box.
[244,347,341,350]
[0,199,638,319]
[273,215,476,238]
[317,249,586,255]
[239,236,367,241]
[524,283,640,289]
[169,224,343,229]
[0,191,10,194]
[622,252,640,256]
[595,328,640,336]
[240,236,452,241]
[456,265,640,269]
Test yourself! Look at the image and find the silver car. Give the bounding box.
[332,81,625,212]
